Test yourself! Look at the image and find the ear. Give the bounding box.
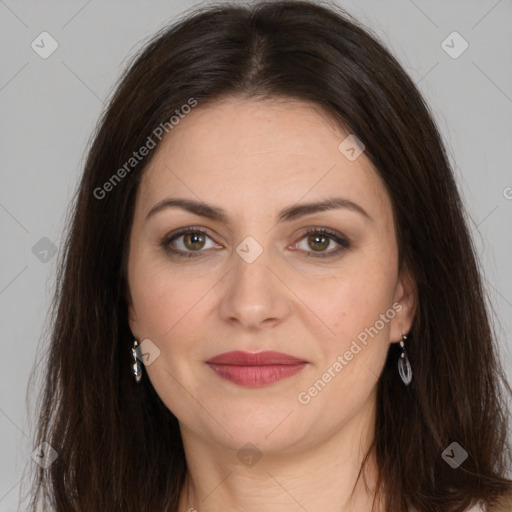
[389,267,417,343]
[125,286,140,340]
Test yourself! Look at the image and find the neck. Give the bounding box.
[177,399,384,512]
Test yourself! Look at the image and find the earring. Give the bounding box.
[398,333,412,385]
[132,340,142,383]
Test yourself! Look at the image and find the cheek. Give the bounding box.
[129,261,210,395]
[296,254,397,340]
[296,269,395,416]
[131,274,208,344]
[128,250,209,342]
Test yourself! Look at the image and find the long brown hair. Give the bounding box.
[24,1,512,511]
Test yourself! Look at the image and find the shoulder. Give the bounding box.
[409,503,486,512]
[410,499,511,512]
[466,504,484,512]
[489,492,512,512]
[468,495,512,512]
[409,495,512,512]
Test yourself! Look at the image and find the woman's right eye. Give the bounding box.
[162,228,218,258]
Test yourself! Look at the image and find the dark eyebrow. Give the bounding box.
[145,197,371,223]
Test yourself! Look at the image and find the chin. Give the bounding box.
[184,405,310,454]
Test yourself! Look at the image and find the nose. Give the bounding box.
[218,243,293,330]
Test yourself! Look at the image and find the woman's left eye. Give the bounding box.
[161,227,350,259]
[293,228,350,258]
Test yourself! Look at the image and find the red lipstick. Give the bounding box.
[206,351,307,387]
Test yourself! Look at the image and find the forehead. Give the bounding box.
[135,97,390,222]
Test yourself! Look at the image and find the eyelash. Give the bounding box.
[161,226,350,259]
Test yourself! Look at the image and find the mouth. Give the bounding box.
[205,351,308,387]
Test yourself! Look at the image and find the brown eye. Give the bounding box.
[307,233,330,252]
[182,232,206,251]
[294,228,350,258]
[162,228,219,258]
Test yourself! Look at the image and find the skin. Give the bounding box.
[126,96,416,512]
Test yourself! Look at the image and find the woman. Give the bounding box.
[26,1,512,511]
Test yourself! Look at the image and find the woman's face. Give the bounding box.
[126,97,415,454]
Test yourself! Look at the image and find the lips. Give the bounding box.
[206,351,306,366]
[205,351,307,387]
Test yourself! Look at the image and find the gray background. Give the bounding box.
[1,0,511,509]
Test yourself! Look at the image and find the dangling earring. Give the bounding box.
[132,340,142,383]
[398,333,412,385]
